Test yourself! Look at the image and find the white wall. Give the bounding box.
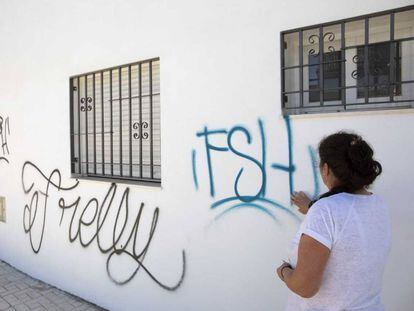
[0,1,413,310]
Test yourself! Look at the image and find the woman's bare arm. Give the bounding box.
[278,234,330,298]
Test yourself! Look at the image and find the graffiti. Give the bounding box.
[21,161,186,290]
[192,116,320,222]
[0,116,11,164]
[191,149,199,190]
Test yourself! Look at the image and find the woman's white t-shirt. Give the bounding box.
[286,193,391,311]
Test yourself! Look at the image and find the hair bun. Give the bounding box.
[348,139,373,162]
[347,139,380,178]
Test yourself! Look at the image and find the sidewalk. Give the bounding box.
[0,260,105,311]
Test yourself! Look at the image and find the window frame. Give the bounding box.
[69,57,161,186]
[281,5,414,115]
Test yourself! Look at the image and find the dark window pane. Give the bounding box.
[309,51,342,102]
[324,53,342,101]
[356,42,401,98]
[395,43,402,96]
[308,55,319,102]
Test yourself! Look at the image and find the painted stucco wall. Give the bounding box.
[1,0,413,310]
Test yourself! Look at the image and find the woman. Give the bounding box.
[277,132,391,311]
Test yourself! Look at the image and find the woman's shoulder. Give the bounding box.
[310,193,350,209]
[311,192,386,216]
[315,191,382,204]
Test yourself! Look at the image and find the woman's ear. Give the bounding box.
[321,162,329,177]
[320,162,330,188]
[324,163,330,177]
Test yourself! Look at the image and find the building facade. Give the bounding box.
[1,0,413,310]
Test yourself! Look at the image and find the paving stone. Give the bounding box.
[25,291,41,300]
[72,306,91,311]
[13,304,30,311]
[16,281,29,290]
[25,301,42,310]
[3,294,18,305]
[0,261,106,311]
[0,297,10,309]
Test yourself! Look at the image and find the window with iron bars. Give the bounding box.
[70,58,161,185]
[281,5,414,115]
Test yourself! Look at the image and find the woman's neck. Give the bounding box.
[328,186,371,195]
[353,188,372,195]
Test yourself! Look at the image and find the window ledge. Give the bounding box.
[283,105,414,119]
[71,174,162,188]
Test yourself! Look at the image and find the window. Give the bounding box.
[356,42,401,98]
[70,58,161,185]
[281,5,414,115]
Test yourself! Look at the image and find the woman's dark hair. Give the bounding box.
[317,132,382,200]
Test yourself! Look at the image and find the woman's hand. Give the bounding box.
[277,262,293,281]
[291,191,312,215]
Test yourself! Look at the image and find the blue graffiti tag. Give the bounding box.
[192,117,320,223]
[227,125,266,203]
[196,128,229,197]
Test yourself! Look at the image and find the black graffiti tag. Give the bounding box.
[21,161,186,290]
[0,116,10,164]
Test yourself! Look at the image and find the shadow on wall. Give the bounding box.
[192,116,321,224]
[21,161,186,290]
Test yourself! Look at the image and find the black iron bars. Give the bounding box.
[69,57,161,185]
